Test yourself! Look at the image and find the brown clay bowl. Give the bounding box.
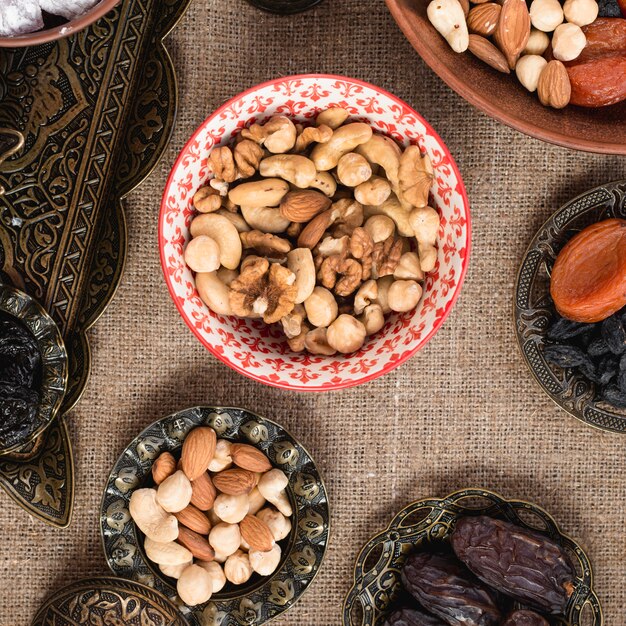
[386,0,626,154]
[0,0,119,47]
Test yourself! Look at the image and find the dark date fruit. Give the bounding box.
[0,314,42,449]
[384,608,446,626]
[451,516,575,614]
[502,610,550,626]
[544,306,626,409]
[401,552,501,626]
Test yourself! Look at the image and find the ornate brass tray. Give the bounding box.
[0,0,191,526]
[100,406,331,626]
[514,181,626,433]
[343,488,601,626]
[32,576,189,626]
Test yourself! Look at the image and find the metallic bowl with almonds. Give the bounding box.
[100,406,330,626]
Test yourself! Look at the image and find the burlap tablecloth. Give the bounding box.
[2,0,625,624]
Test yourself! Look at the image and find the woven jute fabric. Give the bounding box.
[2,0,626,624]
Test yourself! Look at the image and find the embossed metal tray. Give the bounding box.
[514,181,626,433]
[0,0,191,527]
[343,488,601,626]
[32,576,189,626]
[100,406,330,626]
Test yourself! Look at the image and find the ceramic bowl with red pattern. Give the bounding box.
[160,74,470,391]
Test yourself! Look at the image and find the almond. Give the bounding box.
[280,190,331,223]
[181,427,217,481]
[231,444,272,473]
[468,35,511,73]
[239,515,275,552]
[459,0,470,17]
[190,472,217,511]
[494,0,531,69]
[152,451,177,485]
[212,469,256,495]
[297,209,333,249]
[174,504,211,535]
[537,60,571,109]
[177,526,215,561]
[467,3,501,37]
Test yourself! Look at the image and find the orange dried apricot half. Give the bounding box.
[550,218,626,323]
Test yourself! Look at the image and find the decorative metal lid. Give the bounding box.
[32,576,189,626]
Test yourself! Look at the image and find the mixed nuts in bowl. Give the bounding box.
[100,406,330,625]
[160,74,470,391]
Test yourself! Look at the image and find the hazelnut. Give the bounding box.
[551,23,586,62]
[224,550,253,585]
[524,28,551,55]
[529,0,564,31]
[516,55,548,92]
[563,0,598,26]
[326,314,367,353]
[388,280,423,312]
[249,544,282,576]
[177,564,213,605]
[304,287,338,328]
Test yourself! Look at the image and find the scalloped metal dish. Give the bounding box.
[0,284,67,455]
[343,488,601,626]
[32,576,189,626]
[100,406,330,626]
[514,180,626,433]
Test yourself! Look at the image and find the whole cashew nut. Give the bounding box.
[196,272,233,316]
[309,171,337,197]
[228,178,290,208]
[257,469,293,516]
[241,205,290,234]
[310,123,373,171]
[259,155,317,188]
[144,537,193,566]
[316,107,350,129]
[190,213,243,269]
[217,209,251,233]
[287,248,316,304]
[129,488,178,543]
[356,135,402,199]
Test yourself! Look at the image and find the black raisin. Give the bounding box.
[587,337,610,358]
[617,368,626,393]
[601,315,626,355]
[597,0,622,16]
[597,355,618,386]
[546,317,592,341]
[543,344,589,369]
[601,385,626,408]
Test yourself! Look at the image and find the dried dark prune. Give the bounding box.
[451,516,575,614]
[597,0,622,16]
[502,610,550,626]
[401,552,501,626]
[601,314,626,354]
[543,344,590,368]
[384,608,446,626]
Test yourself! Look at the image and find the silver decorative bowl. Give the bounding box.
[100,406,330,625]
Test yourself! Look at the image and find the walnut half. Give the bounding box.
[229,258,297,324]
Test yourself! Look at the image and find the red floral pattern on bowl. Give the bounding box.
[159,74,471,391]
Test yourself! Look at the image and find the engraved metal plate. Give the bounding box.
[514,181,626,433]
[32,576,189,626]
[343,488,602,626]
[101,406,331,626]
[0,0,191,526]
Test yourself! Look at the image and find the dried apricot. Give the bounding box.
[568,54,626,106]
[550,219,626,323]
